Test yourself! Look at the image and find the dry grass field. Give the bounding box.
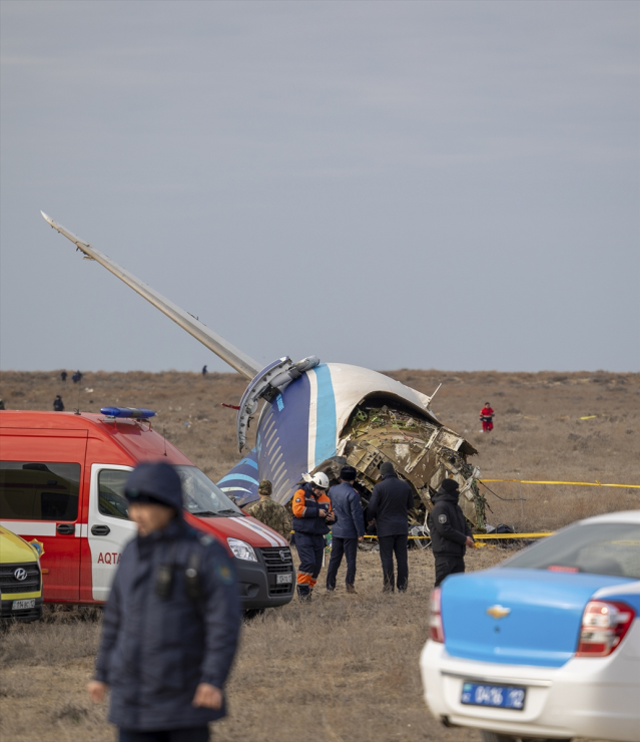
[0,369,638,741]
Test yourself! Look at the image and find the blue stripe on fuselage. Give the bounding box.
[314,364,337,467]
[217,473,259,485]
[216,448,260,506]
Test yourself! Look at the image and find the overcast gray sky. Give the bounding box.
[1,0,638,374]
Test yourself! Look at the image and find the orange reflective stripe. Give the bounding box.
[317,492,333,514]
[292,488,307,518]
[297,572,315,585]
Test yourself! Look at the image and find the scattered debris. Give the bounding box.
[316,404,486,530]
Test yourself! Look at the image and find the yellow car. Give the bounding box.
[0,525,43,622]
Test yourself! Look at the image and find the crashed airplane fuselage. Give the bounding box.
[41,212,484,529]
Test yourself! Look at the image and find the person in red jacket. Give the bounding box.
[480,402,494,432]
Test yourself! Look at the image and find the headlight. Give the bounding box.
[227,537,258,562]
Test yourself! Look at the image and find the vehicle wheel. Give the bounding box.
[480,733,518,742]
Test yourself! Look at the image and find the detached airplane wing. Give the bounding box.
[41,212,261,380]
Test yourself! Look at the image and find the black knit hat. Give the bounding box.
[380,461,395,477]
[340,465,357,481]
[440,478,459,494]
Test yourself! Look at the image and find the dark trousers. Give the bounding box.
[295,532,325,596]
[378,534,408,591]
[119,728,209,742]
[434,554,465,587]
[326,537,358,588]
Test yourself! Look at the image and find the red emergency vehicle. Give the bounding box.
[0,409,294,611]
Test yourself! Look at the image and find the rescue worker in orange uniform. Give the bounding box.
[292,472,334,600]
[480,402,494,432]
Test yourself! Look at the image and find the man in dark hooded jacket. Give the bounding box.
[88,461,241,742]
[428,478,475,587]
[368,462,414,592]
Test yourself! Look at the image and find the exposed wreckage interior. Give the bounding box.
[310,395,486,532]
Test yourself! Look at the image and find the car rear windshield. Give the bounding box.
[502,522,640,579]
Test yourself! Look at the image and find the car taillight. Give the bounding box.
[429,587,444,643]
[576,600,635,657]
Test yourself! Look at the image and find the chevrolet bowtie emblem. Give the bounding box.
[486,605,511,619]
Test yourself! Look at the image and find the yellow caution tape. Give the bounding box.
[360,532,552,541]
[473,532,552,539]
[481,479,640,489]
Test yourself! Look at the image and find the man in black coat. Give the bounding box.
[428,478,475,587]
[367,461,414,592]
[88,462,241,742]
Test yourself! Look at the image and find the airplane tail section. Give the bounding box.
[40,212,261,380]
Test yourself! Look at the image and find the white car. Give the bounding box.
[420,510,640,742]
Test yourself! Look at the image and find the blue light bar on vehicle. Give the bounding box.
[100,407,156,419]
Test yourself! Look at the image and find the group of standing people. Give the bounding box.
[285,462,418,598]
[60,370,83,383]
[53,370,84,411]
[246,461,474,600]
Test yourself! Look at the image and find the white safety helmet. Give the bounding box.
[311,472,330,490]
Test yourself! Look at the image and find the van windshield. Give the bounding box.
[98,465,244,520]
[175,466,244,517]
[501,522,640,579]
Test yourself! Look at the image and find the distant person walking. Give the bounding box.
[202,365,208,376]
[326,466,365,594]
[292,472,334,601]
[88,462,241,742]
[0,398,5,410]
[72,370,83,384]
[53,395,65,412]
[60,371,68,382]
[368,462,414,592]
[480,402,494,432]
[245,480,292,541]
[428,478,475,587]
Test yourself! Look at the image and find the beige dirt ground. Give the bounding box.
[0,369,638,741]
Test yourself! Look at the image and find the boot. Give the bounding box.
[346,584,357,594]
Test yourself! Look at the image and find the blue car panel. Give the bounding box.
[441,567,635,667]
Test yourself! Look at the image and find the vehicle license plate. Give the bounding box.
[12,599,36,610]
[276,573,292,584]
[461,682,526,710]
